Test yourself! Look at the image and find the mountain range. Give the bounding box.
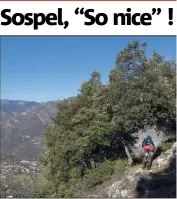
[1,99,59,162]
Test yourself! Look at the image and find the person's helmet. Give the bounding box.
[147,135,152,139]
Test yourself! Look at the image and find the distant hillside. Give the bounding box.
[1,99,40,113]
[1,100,58,161]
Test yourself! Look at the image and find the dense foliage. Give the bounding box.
[31,41,176,197]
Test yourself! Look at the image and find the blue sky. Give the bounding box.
[1,36,176,102]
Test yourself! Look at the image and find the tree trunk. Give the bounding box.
[122,139,133,166]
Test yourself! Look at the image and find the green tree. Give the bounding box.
[32,41,176,197]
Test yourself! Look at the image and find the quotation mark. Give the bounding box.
[152,8,161,15]
[75,7,85,15]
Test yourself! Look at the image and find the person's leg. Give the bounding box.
[147,151,153,170]
[142,155,147,168]
[142,149,148,169]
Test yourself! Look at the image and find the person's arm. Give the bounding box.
[152,141,155,149]
[142,140,145,147]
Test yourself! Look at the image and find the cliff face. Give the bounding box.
[108,142,176,198]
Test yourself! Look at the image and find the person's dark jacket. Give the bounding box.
[142,137,155,148]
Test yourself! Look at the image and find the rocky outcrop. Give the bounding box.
[108,142,176,198]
